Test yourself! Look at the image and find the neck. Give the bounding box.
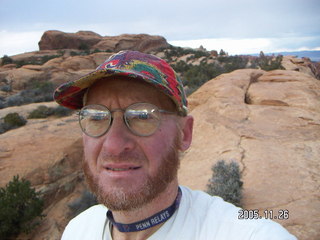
[110,180,179,240]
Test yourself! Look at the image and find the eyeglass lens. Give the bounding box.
[79,103,162,137]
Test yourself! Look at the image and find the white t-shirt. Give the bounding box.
[62,186,297,240]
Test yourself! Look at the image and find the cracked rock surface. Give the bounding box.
[179,69,320,240]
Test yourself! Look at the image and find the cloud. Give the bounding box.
[0,31,43,56]
[169,36,320,54]
[0,30,319,58]
[169,38,271,54]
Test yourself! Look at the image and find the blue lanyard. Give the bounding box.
[106,187,182,232]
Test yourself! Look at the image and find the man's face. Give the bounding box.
[82,77,182,211]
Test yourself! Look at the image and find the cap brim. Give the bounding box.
[54,68,165,110]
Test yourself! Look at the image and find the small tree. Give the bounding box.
[1,55,13,65]
[0,175,44,239]
[219,49,227,56]
[206,160,243,207]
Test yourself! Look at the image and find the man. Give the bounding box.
[54,50,296,239]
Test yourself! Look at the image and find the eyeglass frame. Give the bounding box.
[77,102,177,138]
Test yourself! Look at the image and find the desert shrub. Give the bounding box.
[5,94,28,107]
[28,105,73,119]
[1,113,27,133]
[171,60,190,73]
[0,101,5,109]
[171,55,251,95]
[218,55,249,72]
[52,106,73,117]
[28,105,54,119]
[0,175,44,239]
[0,112,27,134]
[4,112,27,127]
[0,121,8,134]
[5,54,62,68]
[78,43,90,51]
[68,190,98,218]
[219,49,227,56]
[1,84,12,92]
[256,52,284,71]
[1,55,13,65]
[2,82,55,108]
[206,160,243,207]
[163,46,209,62]
[184,62,224,90]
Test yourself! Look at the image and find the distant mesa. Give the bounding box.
[38,30,170,53]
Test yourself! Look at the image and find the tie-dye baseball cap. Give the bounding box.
[53,50,188,116]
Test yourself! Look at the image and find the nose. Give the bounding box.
[100,113,136,156]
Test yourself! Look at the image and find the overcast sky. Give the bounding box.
[0,0,319,56]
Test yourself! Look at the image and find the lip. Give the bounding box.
[103,163,142,174]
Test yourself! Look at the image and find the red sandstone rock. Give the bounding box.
[38,30,169,53]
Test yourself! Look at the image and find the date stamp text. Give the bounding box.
[238,209,290,220]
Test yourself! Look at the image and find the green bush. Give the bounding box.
[1,84,12,92]
[52,106,73,117]
[28,106,54,119]
[2,81,55,109]
[1,55,13,65]
[163,46,210,62]
[256,52,284,71]
[4,112,27,127]
[28,105,73,119]
[183,62,224,90]
[0,175,44,239]
[0,112,27,134]
[206,160,243,207]
[1,54,62,68]
[78,43,90,51]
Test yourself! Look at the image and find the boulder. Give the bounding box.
[0,67,47,90]
[39,30,101,50]
[92,34,170,53]
[282,55,319,79]
[0,108,86,239]
[38,30,170,53]
[60,56,96,71]
[179,69,320,240]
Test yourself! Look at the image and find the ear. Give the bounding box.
[179,115,194,151]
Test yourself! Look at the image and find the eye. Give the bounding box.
[81,109,110,121]
[94,112,110,120]
[138,112,152,120]
[127,110,153,120]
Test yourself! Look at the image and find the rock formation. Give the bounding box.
[179,69,320,240]
[38,30,102,50]
[38,30,169,53]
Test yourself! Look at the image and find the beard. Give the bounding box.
[83,134,181,211]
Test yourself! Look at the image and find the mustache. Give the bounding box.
[97,151,147,163]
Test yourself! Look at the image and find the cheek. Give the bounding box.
[141,126,177,169]
[83,136,102,165]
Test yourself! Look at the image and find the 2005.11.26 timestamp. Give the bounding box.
[238,209,290,220]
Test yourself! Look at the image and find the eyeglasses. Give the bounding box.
[78,102,176,137]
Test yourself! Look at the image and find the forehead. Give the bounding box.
[85,77,176,110]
